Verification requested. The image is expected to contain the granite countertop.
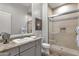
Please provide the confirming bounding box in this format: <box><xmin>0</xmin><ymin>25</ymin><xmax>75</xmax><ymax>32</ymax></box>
<box><xmin>0</xmin><ymin>37</ymin><xmax>42</xmax><ymax>52</ymax></box>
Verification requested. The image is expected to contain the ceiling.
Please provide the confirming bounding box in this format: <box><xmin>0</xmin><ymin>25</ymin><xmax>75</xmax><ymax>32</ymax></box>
<box><xmin>19</xmin><ymin>3</ymin><xmax>67</xmax><ymax>15</ymax></box>
<box><xmin>20</xmin><ymin>3</ymin><xmax>32</xmax><ymax>7</ymax></box>
<box><xmin>19</xmin><ymin>3</ymin><xmax>32</xmax><ymax>15</ymax></box>
<box><xmin>48</xmin><ymin>3</ymin><xmax>67</xmax><ymax>9</ymax></box>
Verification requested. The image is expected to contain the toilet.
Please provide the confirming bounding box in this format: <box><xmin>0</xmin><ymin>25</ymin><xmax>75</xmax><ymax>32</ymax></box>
<box><xmin>42</xmin><ymin>43</ymin><xmax>50</xmax><ymax>55</ymax></box>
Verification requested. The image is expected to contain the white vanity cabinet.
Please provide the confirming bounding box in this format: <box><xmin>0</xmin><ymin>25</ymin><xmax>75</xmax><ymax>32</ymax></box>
<box><xmin>19</xmin><ymin>39</ymin><xmax>41</xmax><ymax>56</ymax></box>
<box><xmin>0</xmin><ymin>38</ymin><xmax>41</xmax><ymax>56</ymax></box>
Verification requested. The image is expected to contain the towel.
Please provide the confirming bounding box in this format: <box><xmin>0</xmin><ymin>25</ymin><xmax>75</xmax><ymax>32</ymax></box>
<box><xmin>77</xmin><ymin>35</ymin><xmax>79</xmax><ymax>47</ymax></box>
<box><xmin>76</xmin><ymin>26</ymin><xmax>79</xmax><ymax>47</ymax></box>
<box><xmin>76</xmin><ymin>26</ymin><xmax>79</xmax><ymax>34</ymax></box>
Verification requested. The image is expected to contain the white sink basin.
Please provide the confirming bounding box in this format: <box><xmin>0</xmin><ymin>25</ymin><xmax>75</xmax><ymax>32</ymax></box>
<box><xmin>30</xmin><ymin>36</ymin><xmax>36</xmax><ymax>39</ymax></box>
<box><xmin>12</xmin><ymin>37</ymin><xmax>34</xmax><ymax>44</ymax></box>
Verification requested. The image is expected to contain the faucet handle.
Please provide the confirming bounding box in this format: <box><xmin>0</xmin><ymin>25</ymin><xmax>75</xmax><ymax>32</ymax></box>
<box><xmin>1</xmin><ymin>32</ymin><xmax>10</xmax><ymax>40</ymax></box>
<box><xmin>0</xmin><ymin>32</ymin><xmax>10</xmax><ymax>44</ymax></box>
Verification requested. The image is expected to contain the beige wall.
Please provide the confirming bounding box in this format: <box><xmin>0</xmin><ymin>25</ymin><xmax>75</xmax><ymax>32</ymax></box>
<box><xmin>77</xmin><ymin>4</ymin><xmax>79</xmax><ymax>26</ymax></box>
<box><xmin>48</xmin><ymin>3</ymin><xmax>79</xmax><ymax>50</ymax></box>
<box><xmin>53</xmin><ymin>3</ymin><xmax>78</xmax><ymax>15</ymax></box>
<box><xmin>48</xmin><ymin>7</ymin><xmax>53</xmax><ymax>16</ymax></box>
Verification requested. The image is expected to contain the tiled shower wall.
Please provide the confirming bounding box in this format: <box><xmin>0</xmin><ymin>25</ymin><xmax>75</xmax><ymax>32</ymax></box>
<box><xmin>49</xmin><ymin>19</ymin><xmax>78</xmax><ymax>50</ymax></box>
<box><xmin>48</xmin><ymin>3</ymin><xmax>79</xmax><ymax>50</ymax></box>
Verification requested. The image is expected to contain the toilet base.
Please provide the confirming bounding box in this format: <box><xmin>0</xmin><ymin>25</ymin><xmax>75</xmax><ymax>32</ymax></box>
<box><xmin>42</xmin><ymin>43</ymin><xmax>50</xmax><ymax>56</ymax></box>
<box><xmin>41</xmin><ymin>52</ymin><xmax>49</xmax><ymax>56</ymax></box>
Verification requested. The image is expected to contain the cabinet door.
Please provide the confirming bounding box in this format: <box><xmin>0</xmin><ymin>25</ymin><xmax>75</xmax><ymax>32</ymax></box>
<box><xmin>35</xmin><ymin>39</ymin><xmax>41</xmax><ymax>56</ymax></box>
<box><xmin>0</xmin><ymin>47</ymin><xmax>19</xmax><ymax>56</ymax></box>
<box><xmin>9</xmin><ymin>47</ymin><xmax>19</xmax><ymax>56</ymax></box>
<box><xmin>20</xmin><ymin>42</ymin><xmax>35</xmax><ymax>53</ymax></box>
<box><xmin>0</xmin><ymin>51</ymin><xmax>10</xmax><ymax>56</ymax></box>
<box><xmin>20</xmin><ymin>47</ymin><xmax>35</xmax><ymax>56</ymax></box>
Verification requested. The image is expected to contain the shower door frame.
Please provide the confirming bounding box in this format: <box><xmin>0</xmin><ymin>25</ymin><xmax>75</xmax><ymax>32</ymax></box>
<box><xmin>48</xmin><ymin>9</ymin><xmax>79</xmax><ymax>44</ymax></box>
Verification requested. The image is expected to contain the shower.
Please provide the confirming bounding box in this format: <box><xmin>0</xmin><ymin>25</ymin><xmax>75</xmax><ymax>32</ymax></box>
<box><xmin>48</xmin><ymin>3</ymin><xmax>79</xmax><ymax>52</ymax></box>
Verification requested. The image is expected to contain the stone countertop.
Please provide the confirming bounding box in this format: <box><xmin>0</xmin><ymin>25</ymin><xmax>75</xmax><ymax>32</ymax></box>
<box><xmin>0</xmin><ymin>37</ymin><xmax>42</xmax><ymax>53</ymax></box>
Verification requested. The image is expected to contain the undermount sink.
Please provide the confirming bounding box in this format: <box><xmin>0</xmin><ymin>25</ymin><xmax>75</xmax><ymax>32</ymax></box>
<box><xmin>12</xmin><ymin>37</ymin><xmax>35</xmax><ymax>44</ymax></box>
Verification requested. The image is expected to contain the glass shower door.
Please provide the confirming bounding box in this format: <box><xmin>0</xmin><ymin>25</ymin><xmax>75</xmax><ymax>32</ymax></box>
<box><xmin>48</xmin><ymin>13</ymin><xmax>78</xmax><ymax>50</ymax></box>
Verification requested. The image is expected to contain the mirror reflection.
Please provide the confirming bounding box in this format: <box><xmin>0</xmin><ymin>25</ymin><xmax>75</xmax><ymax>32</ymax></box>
<box><xmin>0</xmin><ymin>3</ymin><xmax>32</xmax><ymax>35</ymax></box>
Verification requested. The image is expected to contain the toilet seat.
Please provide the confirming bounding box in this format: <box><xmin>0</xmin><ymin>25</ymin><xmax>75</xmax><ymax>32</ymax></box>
<box><xmin>42</xmin><ymin>43</ymin><xmax>50</xmax><ymax>48</ymax></box>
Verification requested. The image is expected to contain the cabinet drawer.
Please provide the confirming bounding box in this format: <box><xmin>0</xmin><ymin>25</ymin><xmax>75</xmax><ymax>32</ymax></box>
<box><xmin>20</xmin><ymin>41</ymin><xmax>35</xmax><ymax>52</ymax></box>
<box><xmin>20</xmin><ymin>47</ymin><xmax>35</xmax><ymax>56</ymax></box>
<box><xmin>9</xmin><ymin>47</ymin><xmax>19</xmax><ymax>56</ymax></box>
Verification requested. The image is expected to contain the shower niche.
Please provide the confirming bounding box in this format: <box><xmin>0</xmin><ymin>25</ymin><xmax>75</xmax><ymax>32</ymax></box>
<box><xmin>60</xmin><ymin>27</ymin><xmax>66</xmax><ymax>32</ymax></box>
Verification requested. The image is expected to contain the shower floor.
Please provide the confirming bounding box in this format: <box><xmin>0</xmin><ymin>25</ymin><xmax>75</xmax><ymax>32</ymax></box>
<box><xmin>49</xmin><ymin>44</ymin><xmax>79</xmax><ymax>56</ymax></box>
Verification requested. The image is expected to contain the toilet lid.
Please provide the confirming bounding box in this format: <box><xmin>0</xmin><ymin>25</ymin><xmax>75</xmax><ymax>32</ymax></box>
<box><xmin>42</xmin><ymin>43</ymin><xmax>50</xmax><ymax>48</ymax></box>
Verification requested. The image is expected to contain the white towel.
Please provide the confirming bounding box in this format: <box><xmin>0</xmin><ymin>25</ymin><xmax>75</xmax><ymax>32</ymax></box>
<box><xmin>76</xmin><ymin>26</ymin><xmax>79</xmax><ymax>34</ymax></box>
<box><xmin>77</xmin><ymin>35</ymin><xmax>79</xmax><ymax>47</ymax></box>
<box><xmin>76</xmin><ymin>26</ymin><xmax>79</xmax><ymax>47</ymax></box>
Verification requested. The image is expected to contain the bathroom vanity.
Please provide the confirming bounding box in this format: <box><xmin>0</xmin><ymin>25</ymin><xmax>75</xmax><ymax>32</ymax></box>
<box><xmin>0</xmin><ymin>3</ymin><xmax>41</xmax><ymax>56</ymax></box>
<box><xmin>0</xmin><ymin>34</ymin><xmax>42</xmax><ymax>56</ymax></box>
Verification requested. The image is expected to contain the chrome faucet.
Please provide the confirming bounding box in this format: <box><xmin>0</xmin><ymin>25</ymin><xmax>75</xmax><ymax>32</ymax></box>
<box><xmin>0</xmin><ymin>32</ymin><xmax>10</xmax><ymax>44</ymax></box>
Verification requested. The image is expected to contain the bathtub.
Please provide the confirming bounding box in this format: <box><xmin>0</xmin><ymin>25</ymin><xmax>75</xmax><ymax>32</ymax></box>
<box><xmin>49</xmin><ymin>45</ymin><xmax>79</xmax><ymax>56</ymax></box>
